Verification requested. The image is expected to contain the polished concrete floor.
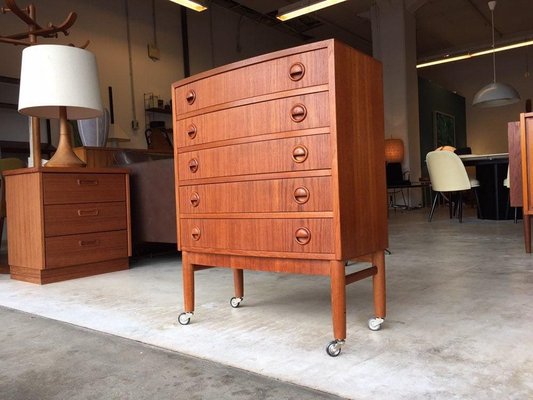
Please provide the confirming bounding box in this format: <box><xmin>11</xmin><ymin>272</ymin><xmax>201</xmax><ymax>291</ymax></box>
<box><xmin>0</xmin><ymin>207</ymin><xmax>532</xmax><ymax>399</ymax></box>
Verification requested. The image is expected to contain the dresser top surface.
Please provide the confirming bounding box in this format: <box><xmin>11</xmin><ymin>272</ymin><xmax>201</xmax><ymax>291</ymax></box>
<box><xmin>3</xmin><ymin>166</ymin><xmax>130</xmax><ymax>177</ymax></box>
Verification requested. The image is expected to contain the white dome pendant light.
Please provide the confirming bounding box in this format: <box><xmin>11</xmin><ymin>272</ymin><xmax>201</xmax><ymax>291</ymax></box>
<box><xmin>472</xmin><ymin>1</ymin><xmax>520</xmax><ymax>107</ymax></box>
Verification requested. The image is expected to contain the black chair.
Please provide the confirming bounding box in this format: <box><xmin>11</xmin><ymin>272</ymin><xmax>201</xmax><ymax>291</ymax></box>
<box><xmin>386</xmin><ymin>162</ymin><xmax>411</xmax><ymax>208</ymax></box>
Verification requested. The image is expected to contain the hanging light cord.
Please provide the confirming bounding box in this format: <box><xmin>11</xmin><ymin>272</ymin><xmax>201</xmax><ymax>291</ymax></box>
<box><xmin>491</xmin><ymin>7</ymin><xmax>496</xmax><ymax>83</ymax></box>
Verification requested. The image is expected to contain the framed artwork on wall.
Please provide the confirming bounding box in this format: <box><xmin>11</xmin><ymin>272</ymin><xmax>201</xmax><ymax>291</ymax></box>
<box><xmin>433</xmin><ymin>111</ymin><xmax>456</xmax><ymax>148</ymax></box>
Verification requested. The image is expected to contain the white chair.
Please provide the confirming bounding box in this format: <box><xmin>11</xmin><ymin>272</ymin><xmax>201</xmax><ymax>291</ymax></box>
<box><xmin>426</xmin><ymin>150</ymin><xmax>482</xmax><ymax>222</ymax></box>
<box><xmin>503</xmin><ymin>166</ymin><xmax>518</xmax><ymax>223</ymax></box>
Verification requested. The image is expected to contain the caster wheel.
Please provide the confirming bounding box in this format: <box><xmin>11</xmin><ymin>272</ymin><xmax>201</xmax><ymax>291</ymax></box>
<box><xmin>368</xmin><ymin>317</ymin><xmax>384</xmax><ymax>331</ymax></box>
<box><xmin>230</xmin><ymin>297</ymin><xmax>243</xmax><ymax>308</ymax></box>
<box><xmin>326</xmin><ymin>340</ymin><xmax>343</xmax><ymax>357</ymax></box>
<box><xmin>178</xmin><ymin>312</ymin><xmax>192</xmax><ymax>325</ymax></box>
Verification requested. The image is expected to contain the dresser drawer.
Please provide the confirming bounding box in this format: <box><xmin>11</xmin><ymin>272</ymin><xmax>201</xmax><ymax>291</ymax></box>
<box><xmin>43</xmin><ymin>173</ymin><xmax>126</xmax><ymax>205</ymax></box>
<box><xmin>44</xmin><ymin>202</ymin><xmax>127</xmax><ymax>237</ymax></box>
<box><xmin>178</xmin><ymin>134</ymin><xmax>331</xmax><ymax>181</ymax></box>
<box><xmin>175</xmin><ymin>92</ymin><xmax>329</xmax><ymax>147</ymax></box>
<box><xmin>180</xmin><ymin>218</ymin><xmax>333</xmax><ymax>254</ymax></box>
<box><xmin>45</xmin><ymin>230</ymin><xmax>128</xmax><ymax>269</ymax></box>
<box><xmin>179</xmin><ymin>176</ymin><xmax>332</xmax><ymax>214</ymax></box>
<box><xmin>175</xmin><ymin>48</ymin><xmax>328</xmax><ymax>115</ymax></box>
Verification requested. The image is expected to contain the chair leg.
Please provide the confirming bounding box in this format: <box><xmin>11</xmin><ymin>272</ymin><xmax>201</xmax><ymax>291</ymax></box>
<box><xmin>429</xmin><ymin>192</ymin><xmax>439</xmax><ymax>222</ymax></box>
<box><xmin>473</xmin><ymin>188</ymin><xmax>483</xmax><ymax>219</ymax></box>
<box><xmin>448</xmin><ymin>192</ymin><xmax>453</xmax><ymax>219</ymax></box>
<box><xmin>514</xmin><ymin>207</ymin><xmax>518</xmax><ymax>224</ymax></box>
<box><xmin>458</xmin><ymin>192</ymin><xmax>463</xmax><ymax>223</ymax></box>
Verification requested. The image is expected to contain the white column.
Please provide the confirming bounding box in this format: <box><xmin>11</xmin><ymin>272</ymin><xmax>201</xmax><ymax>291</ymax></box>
<box><xmin>371</xmin><ymin>0</ymin><xmax>422</xmax><ymax>205</ymax></box>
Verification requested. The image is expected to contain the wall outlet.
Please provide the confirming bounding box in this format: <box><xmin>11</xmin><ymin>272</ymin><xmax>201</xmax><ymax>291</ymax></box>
<box><xmin>148</xmin><ymin>44</ymin><xmax>160</xmax><ymax>61</ymax></box>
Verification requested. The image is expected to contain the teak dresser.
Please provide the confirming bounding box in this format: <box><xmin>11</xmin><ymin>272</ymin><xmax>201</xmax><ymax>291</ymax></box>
<box><xmin>172</xmin><ymin>39</ymin><xmax>387</xmax><ymax>356</ymax></box>
<box><xmin>4</xmin><ymin>167</ymin><xmax>131</xmax><ymax>284</ymax></box>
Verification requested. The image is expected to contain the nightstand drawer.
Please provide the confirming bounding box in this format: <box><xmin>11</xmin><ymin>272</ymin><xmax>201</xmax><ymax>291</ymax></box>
<box><xmin>180</xmin><ymin>218</ymin><xmax>333</xmax><ymax>254</ymax></box>
<box><xmin>179</xmin><ymin>176</ymin><xmax>332</xmax><ymax>214</ymax></box>
<box><xmin>174</xmin><ymin>48</ymin><xmax>328</xmax><ymax>114</ymax></box>
<box><xmin>44</xmin><ymin>202</ymin><xmax>127</xmax><ymax>237</ymax></box>
<box><xmin>45</xmin><ymin>230</ymin><xmax>128</xmax><ymax>269</ymax></box>
<box><xmin>43</xmin><ymin>173</ymin><xmax>126</xmax><ymax>204</ymax></box>
<box><xmin>175</xmin><ymin>91</ymin><xmax>329</xmax><ymax>147</ymax></box>
<box><xmin>178</xmin><ymin>134</ymin><xmax>331</xmax><ymax>181</ymax></box>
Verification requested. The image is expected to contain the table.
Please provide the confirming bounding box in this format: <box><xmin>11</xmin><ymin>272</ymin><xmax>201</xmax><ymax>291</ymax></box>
<box><xmin>459</xmin><ymin>153</ymin><xmax>509</xmax><ymax>220</ymax></box>
<box><xmin>388</xmin><ymin>181</ymin><xmax>432</xmax><ymax>210</ymax></box>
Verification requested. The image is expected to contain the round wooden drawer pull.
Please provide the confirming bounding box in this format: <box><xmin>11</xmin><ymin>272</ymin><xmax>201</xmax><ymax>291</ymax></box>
<box><xmin>187</xmin><ymin>124</ymin><xmax>197</xmax><ymax>139</ymax></box>
<box><xmin>188</xmin><ymin>158</ymin><xmax>199</xmax><ymax>173</ymax></box>
<box><xmin>191</xmin><ymin>227</ymin><xmax>201</xmax><ymax>241</ymax></box>
<box><xmin>190</xmin><ymin>192</ymin><xmax>200</xmax><ymax>207</ymax></box>
<box><xmin>186</xmin><ymin>89</ymin><xmax>196</xmax><ymax>105</ymax></box>
<box><xmin>292</xmin><ymin>145</ymin><xmax>308</xmax><ymax>163</ymax></box>
<box><xmin>293</xmin><ymin>187</ymin><xmax>310</xmax><ymax>204</ymax></box>
<box><xmin>294</xmin><ymin>227</ymin><xmax>311</xmax><ymax>245</ymax></box>
<box><xmin>289</xmin><ymin>62</ymin><xmax>305</xmax><ymax>81</ymax></box>
<box><xmin>290</xmin><ymin>103</ymin><xmax>307</xmax><ymax>122</ymax></box>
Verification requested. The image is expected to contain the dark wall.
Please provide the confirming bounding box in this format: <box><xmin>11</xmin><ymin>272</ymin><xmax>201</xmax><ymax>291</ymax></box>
<box><xmin>418</xmin><ymin>77</ymin><xmax>466</xmax><ymax>176</ymax></box>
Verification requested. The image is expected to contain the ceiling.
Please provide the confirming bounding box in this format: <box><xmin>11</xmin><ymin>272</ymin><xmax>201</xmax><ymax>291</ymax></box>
<box><xmin>210</xmin><ymin>0</ymin><xmax>533</xmax><ymax>62</ymax></box>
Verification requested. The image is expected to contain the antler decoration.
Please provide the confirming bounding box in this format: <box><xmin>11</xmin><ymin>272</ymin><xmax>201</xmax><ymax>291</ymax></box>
<box><xmin>0</xmin><ymin>0</ymin><xmax>89</xmax><ymax>167</ymax></box>
<box><xmin>0</xmin><ymin>0</ymin><xmax>87</xmax><ymax>47</ymax></box>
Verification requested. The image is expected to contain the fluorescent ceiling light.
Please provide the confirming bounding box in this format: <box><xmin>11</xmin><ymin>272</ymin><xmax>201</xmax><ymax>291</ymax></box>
<box><xmin>417</xmin><ymin>39</ymin><xmax>533</xmax><ymax>68</ymax></box>
<box><xmin>168</xmin><ymin>0</ymin><xmax>207</xmax><ymax>12</ymax></box>
<box><xmin>277</xmin><ymin>0</ymin><xmax>347</xmax><ymax>22</ymax></box>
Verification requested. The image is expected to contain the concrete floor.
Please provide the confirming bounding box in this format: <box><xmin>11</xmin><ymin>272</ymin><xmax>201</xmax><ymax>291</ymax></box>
<box><xmin>0</xmin><ymin>307</ymin><xmax>341</xmax><ymax>400</ymax></box>
<box><xmin>0</xmin><ymin>207</ymin><xmax>532</xmax><ymax>399</ymax></box>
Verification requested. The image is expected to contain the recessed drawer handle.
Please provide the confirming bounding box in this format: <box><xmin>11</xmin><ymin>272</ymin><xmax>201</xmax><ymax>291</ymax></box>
<box><xmin>190</xmin><ymin>192</ymin><xmax>200</xmax><ymax>207</ymax></box>
<box><xmin>79</xmin><ymin>239</ymin><xmax>99</xmax><ymax>247</ymax></box>
<box><xmin>293</xmin><ymin>187</ymin><xmax>310</xmax><ymax>204</ymax></box>
<box><xmin>292</xmin><ymin>145</ymin><xmax>308</xmax><ymax>163</ymax></box>
<box><xmin>187</xmin><ymin>124</ymin><xmax>197</xmax><ymax>139</ymax></box>
<box><xmin>186</xmin><ymin>89</ymin><xmax>196</xmax><ymax>105</ymax></box>
<box><xmin>77</xmin><ymin>208</ymin><xmax>99</xmax><ymax>217</ymax></box>
<box><xmin>77</xmin><ymin>179</ymin><xmax>99</xmax><ymax>186</ymax></box>
<box><xmin>290</xmin><ymin>104</ymin><xmax>307</xmax><ymax>123</ymax></box>
<box><xmin>294</xmin><ymin>227</ymin><xmax>311</xmax><ymax>245</ymax></box>
<box><xmin>188</xmin><ymin>158</ymin><xmax>199</xmax><ymax>173</ymax></box>
<box><xmin>289</xmin><ymin>62</ymin><xmax>305</xmax><ymax>81</ymax></box>
<box><xmin>191</xmin><ymin>227</ymin><xmax>201</xmax><ymax>241</ymax></box>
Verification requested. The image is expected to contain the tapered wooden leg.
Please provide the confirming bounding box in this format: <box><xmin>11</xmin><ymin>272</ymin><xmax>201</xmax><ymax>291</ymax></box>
<box><xmin>372</xmin><ymin>250</ymin><xmax>386</xmax><ymax>318</ymax></box>
<box><xmin>182</xmin><ymin>251</ymin><xmax>195</xmax><ymax>312</ymax></box>
<box><xmin>524</xmin><ymin>215</ymin><xmax>531</xmax><ymax>253</ymax></box>
<box><xmin>233</xmin><ymin>268</ymin><xmax>244</xmax><ymax>298</ymax></box>
<box><xmin>330</xmin><ymin>260</ymin><xmax>346</xmax><ymax>340</ymax></box>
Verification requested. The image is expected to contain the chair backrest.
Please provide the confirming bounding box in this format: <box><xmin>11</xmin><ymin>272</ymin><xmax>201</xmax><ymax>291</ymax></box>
<box><xmin>386</xmin><ymin>162</ymin><xmax>409</xmax><ymax>186</ymax></box>
<box><xmin>426</xmin><ymin>150</ymin><xmax>471</xmax><ymax>192</ymax></box>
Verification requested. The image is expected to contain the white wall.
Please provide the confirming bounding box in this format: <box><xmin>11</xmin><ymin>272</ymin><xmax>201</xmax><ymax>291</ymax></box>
<box><xmin>0</xmin><ymin>0</ymin><xmax>184</xmax><ymax>149</ymax></box>
<box><xmin>418</xmin><ymin>47</ymin><xmax>532</xmax><ymax>154</ymax></box>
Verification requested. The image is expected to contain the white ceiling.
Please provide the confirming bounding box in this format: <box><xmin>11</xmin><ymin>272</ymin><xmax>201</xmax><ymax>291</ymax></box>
<box><xmin>213</xmin><ymin>0</ymin><xmax>533</xmax><ymax>61</ymax></box>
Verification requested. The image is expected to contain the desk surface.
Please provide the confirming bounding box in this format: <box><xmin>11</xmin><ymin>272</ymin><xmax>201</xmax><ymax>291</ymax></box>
<box><xmin>459</xmin><ymin>153</ymin><xmax>509</xmax><ymax>162</ymax></box>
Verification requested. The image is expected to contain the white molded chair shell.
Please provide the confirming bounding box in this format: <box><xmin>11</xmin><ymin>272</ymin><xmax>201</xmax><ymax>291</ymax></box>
<box><xmin>426</xmin><ymin>151</ymin><xmax>472</xmax><ymax>192</ymax></box>
<box><xmin>503</xmin><ymin>166</ymin><xmax>510</xmax><ymax>188</ymax></box>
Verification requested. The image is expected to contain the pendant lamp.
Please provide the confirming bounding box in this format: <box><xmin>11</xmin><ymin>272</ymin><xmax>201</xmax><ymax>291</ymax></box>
<box><xmin>472</xmin><ymin>1</ymin><xmax>520</xmax><ymax>108</ymax></box>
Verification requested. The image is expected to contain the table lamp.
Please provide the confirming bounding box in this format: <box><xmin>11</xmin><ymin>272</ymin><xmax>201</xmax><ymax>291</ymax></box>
<box><xmin>18</xmin><ymin>44</ymin><xmax>103</xmax><ymax>167</ymax></box>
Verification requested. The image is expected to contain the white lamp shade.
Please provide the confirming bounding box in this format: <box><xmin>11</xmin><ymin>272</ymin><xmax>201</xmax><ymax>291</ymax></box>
<box><xmin>18</xmin><ymin>44</ymin><xmax>103</xmax><ymax>119</ymax></box>
<box><xmin>472</xmin><ymin>82</ymin><xmax>520</xmax><ymax>108</ymax></box>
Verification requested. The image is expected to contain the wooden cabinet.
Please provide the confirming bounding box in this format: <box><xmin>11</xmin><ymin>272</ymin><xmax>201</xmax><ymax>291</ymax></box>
<box><xmin>172</xmin><ymin>39</ymin><xmax>388</xmax><ymax>355</ymax></box>
<box><xmin>520</xmin><ymin>112</ymin><xmax>533</xmax><ymax>252</ymax></box>
<box><xmin>4</xmin><ymin>167</ymin><xmax>131</xmax><ymax>284</ymax></box>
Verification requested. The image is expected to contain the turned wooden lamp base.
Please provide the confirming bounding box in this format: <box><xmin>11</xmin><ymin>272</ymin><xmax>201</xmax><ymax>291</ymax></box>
<box><xmin>45</xmin><ymin>106</ymin><xmax>86</xmax><ymax>168</ymax></box>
